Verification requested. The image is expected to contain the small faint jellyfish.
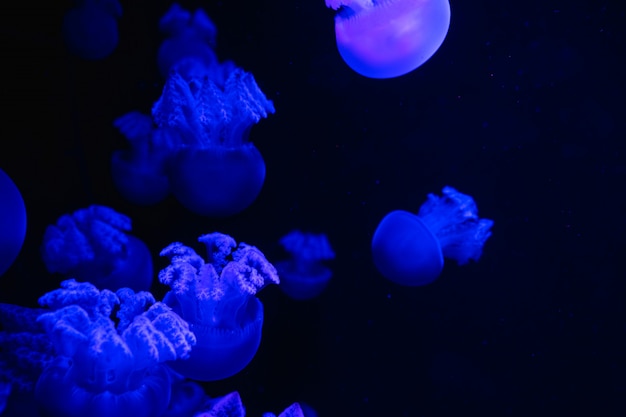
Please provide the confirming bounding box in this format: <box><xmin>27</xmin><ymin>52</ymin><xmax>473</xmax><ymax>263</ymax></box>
<box><xmin>371</xmin><ymin>186</ymin><xmax>493</xmax><ymax>286</ymax></box>
<box><xmin>275</xmin><ymin>231</ymin><xmax>335</xmax><ymax>300</ymax></box>
<box><xmin>0</xmin><ymin>169</ymin><xmax>26</xmax><ymax>276</ymax></box>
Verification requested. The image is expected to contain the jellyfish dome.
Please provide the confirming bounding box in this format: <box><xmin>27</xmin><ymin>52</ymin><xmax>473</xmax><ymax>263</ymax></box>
<box><xmin>41</xmin><ymin>205</ymin><xmax>153</xmax><ymax>292</ymax></box>
<box><xmin>371</xmin><ymin>186</ymin><xmax>493</xmax><ymax>286</ymax></box>
<box><xmin>152</xmin><ymin>65</ymin><xmax>274</xmax><ymax>216</ymax></box>
<box><xmin>275</xmin><ymin>230</ymin><xmax>335</xmax><ymax>300</ymax></box>
<box><xmin>0</xmin><ymin>169</ymin><xmax>26</xmax><ymax>277</ymax></box>
<box><xmin>325</xmin><ymin>0</ymin><xmax>451</xmax><ymax>78</ymax></box>
<box><xmin>62</xmin><ymin>0</ymin><xmax>122</xmax><ymax>60</ymax></box>
<box><xmin>159</xmin><ymin>232</ymin><xmax>279</xmax><ymax>381</ymax></box>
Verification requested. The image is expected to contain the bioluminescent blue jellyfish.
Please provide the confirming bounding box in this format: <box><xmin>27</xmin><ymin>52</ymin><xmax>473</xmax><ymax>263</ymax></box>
<box><xmin>34</xmin><ymin>279</ymin><xmax>195</xmax><ymax>417</ymax></box>
<box><xmin>325</xmin><ymin>0</ymin><xmax>451</xmax><ymax>78</ymax></box>
<box><xmin>111</xmin><ymin>112</ymin><xmax>173</xmax><ymax>205</ymax></box>
<box><xmin>0</xmin><ymin>169</ymin><xmax>26</xmax><ymax>276</ymax></box>
<box><xmin>41</xmin><ymin>205</ymin><xmax>153</xmax><ymax>292</ymax></box>
<box><xmin>159</xmin><ymin>232</ymin><xmax>279</xmax><ymax>381</ymax></box>
<box><xmin>275</xmin><ymin>230</ymin><xmax>335</xmax><ymax>300</ymax></box>
<box><xmin>152</xmin><ymin>65</ymin><xmax>275</xmax><ymax>216</ymax></box>
<box><xmin>192</xmin><ymin>391</ymin><xmax>305</xmax><ymax>417</ymax></box>
<box><xmin>157</xmin><ymin>3</ymin><xmax>218</xmax><ymax>79</ymax></box>
<box><xmin>372</xmin><ymin>186</ymin><xmax>493</xmax><ymax>286</ymax></box>
<box><xmin>62</xmin><ymin>0</ymin><xmax>122</xmax><ymax>60</ymax></box>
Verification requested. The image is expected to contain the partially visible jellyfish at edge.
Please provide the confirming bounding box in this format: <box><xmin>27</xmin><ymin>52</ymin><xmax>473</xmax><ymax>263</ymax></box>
<box><xmin>325</xmin><ymin>0</ymin><xmax>451</xmax><ymax>78</ymax></box>
<box><xmin>159</xmin><ymin>232</ymin><xmax>279</xmax><ymax>381</ymax></box>
<box><xmin>0</xmin><ymin>169</ymin><xmax>26</xmax><ymax>277</ymax></box>
<box><xmin>41</xmin><ymin>205</ymin><xmax>153</xmax><ymax>292</ymax></box>
<box><xmin>371</xmin><ymin>186</ymin><xmax>493</xmax><ymax>286</ymax></box>
<box><xmin>275</xmin><ymin>231</ymin><xmax>335</xmax><ymax>300</ymax></box>
<box><xmin>62</xmin><ymin>0</ymin><xmax>123</xmax><ymax>60</ymax></box>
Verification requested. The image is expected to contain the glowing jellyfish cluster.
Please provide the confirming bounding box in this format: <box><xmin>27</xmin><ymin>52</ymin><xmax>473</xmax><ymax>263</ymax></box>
<box><xmin>0</xmin><ymin>169</ymin><xmax>26</xmax><ymax>277</ymax></box>
<box><xmin>372</xmin><ymin>186</ymin><xmax>493</xmax><ymax>286</ymax></box>
<box><xmin>325</xmin><ymin>0</ymin><xmax>451</xmax><ymax>78</ymax></box>
<box><xmin>41</xmin><ymin>205</ymin><xmax>153</xmax><ymax>292</ymax></box>
<box><xmin>159</xmin><ymin>232</ymin><xmax>279</xmax><ymax>381</ymax></box>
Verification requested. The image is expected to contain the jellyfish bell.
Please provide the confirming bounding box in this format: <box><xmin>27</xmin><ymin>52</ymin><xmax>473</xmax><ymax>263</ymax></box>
<box><xmin>0</xmin><ymin>168</ymin><xmax>26</xmax><ymax>277</ymax></box>
<box><xmin>169</xmin><ymin>144</ymin><xmax>265</xmax><ymax>217</ymax></box>
<box><xmin>327</xmin><ymin>0</ymin><xmax>451</xmax><ymax>78</ymax></box>
<box><xmin>372</xmin><ymin>210</ymin><xmax>443</xmax><ymax>286</ymax></box>
<box><xmin>62</xmin><ymin>0</ymin><xmax>122</xmax><ymax>60</ymax></box>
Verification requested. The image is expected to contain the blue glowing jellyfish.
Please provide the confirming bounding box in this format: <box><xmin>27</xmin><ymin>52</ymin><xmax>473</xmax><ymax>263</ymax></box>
<box><xmin>157</xmin><ymin>3</ymin><xmax>218</xmax><ymax>79</ymax></box>
<box><xmin>111</xmin><ymin>112</ymin><xmax>173</xmax><ymax>205</ymax></box>
<box><xmin>62</xmin><ymin>0</ymin><xmax>122</xmax><ymax>60</ymax></box>
<box><xmin>0</xmin><ymin>169</ymin><xmax>26</xmax><ymax>276</ymax></box>
<box><xmin>372</xmin><ymin>186</ymin><xmax>493</xmax><ymax>286</ymax></box>
<box><xmin>152</xmin><ymin>65</ymin><xmax>275</xmax><ymax>216</ymax></box>
<box><xmin>33</xmin><ymin>280</ymin><xmax>195</xmax><ymax>417</ymax></box>
<box><xmin>275</xmin><ymin>231</ymin><xmax>335</xmax><ymax>300</ymax></box>
<box><xmin>159</xmin><ymin>232</ymin><xmax>279</xmax><ymax>381</ymax></box>
<box><xmin>41</xmin><ymin>205</ymin><xmax>153</xmax><ymax>292</ymax></box>
<box><xmin>325</xmin><ymin>0</ymin><xmax>451</xmax><ymax>78</ymax></box>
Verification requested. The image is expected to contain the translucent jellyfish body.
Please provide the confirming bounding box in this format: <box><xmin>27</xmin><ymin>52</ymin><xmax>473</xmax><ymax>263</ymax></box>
<box><xmin>111</xmin><ymin>112</ymin><xmax>172</xmax><ymax>205</ymax></box>
<box><xmin>34</xmin><ymin>280</ymin><xmax>195</xmax><ymax>417</ymax></box>
<box><xmin>41</xmin><ymin>205</ymin><xmax>153</xmax><ymax>291</ymax></box>
<box><xmin>275</xmin><ymin>231</ymin><xmax>335</xmax><ymax>300</ymax></box>
<box><xmin>152</xmin><ymin>66</ymin><xmax>274</xmax><ymax>216</ymax></box>
<box><xmin>157</xmin><ymin>3</ymin><xmax>218</xmax><ymax>79</ymax></box>
<box><xmin>325</xmin><ymin>0</ymin><xmax>451</xmax><ymax>78</ymax></box>
<box><xmin>0</xmin><ymin>169</ymin><xmax>26</xmax><ymax>276</ymax></box>
<box><xmin>159</xmin><ymin>232</ymin><xmax>279</xmax><ymax>381</ymax></box>
<box><xmin>62</xmin><ymin>0</ymin><xmax>122</xmax><ymax>60</ymax></box>
<box><xmin>371</xmin><ymin>186</ymin><xmax>493</xmax><ymax>286</ymax></box>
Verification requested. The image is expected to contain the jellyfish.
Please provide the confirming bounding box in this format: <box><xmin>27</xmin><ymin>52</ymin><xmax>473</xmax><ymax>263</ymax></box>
<box><xmin>41</xmin><ymin>205</ymin><xmax>153</xmax><ymax>292</ymax></box>
<box><xmin>111</xmin><ymin>112</ymin><xmax>173</xmax><ymax>205</ymax></box>
<box><xmin>159</xmin><ymin>232</ymin><xmax>279</xmax><ymax>381</ymax></box>
<box><xmin>152</xmin><ymin>64</ymin><xmax>275</xmax><ymax>216</ymax></box>
<box><xmin>62</xmin><ymin>0</ymin><xmax>122</xmax><ymax>60</ymax></box>
<box><xmin>0</xmin><ymin>169</ymin><xmax>26</xmax><ymax>277</ymax></box>
<box><xmin>33</xmin><ymin>279</ymin><xmax>195</xmax><ymax>417</ymax></box>
<box><xmin>275</xmin><ymin>231</ymin><xmax>335</xmax><ymax>300</ymax></box>
<box><xmin>157</xmin><ymin>3</ymin><xmax>218</xmax><ymax>79</ymax></box>
<box><xmin>371</xmin><ymin>186</ymin><xmax>493</xmax><ymax>286</ymax></box>
<box><xmin>325</xmin><ymin>0</ymin><xmax>451</xmax><ymax>78</ymax></box>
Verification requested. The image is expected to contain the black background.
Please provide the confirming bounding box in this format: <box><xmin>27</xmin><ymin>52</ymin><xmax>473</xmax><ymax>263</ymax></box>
<box><xmin>1</xmin><ymin>0</ymin><xmax>625</xmax><ymax>415</ymax></box>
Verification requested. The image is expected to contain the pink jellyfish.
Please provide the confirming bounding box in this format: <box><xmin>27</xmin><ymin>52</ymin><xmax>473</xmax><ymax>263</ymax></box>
<box><xmin>325</xmin><ymin>0</ymin><xmax>451</xmax><ymax>78</ymax></box>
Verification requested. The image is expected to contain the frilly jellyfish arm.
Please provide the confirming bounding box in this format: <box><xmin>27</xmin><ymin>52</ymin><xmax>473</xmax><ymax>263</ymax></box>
<box><xmin>417</xmin><ymin>186</ymin><xmax>494</xmax><ymax>264</ymax></box>
<box><xmin>276</xmin><ymin>231</ymin><xmax>335</xmax><ymax>300</ymax></box>
<box><xmin>372</xmin><ymin>186</ymin><xmax>493</xmax><ymax>286</ymax></box>
<box><xmin>0</xmin><ymin>168</ymin><xmax>26</xmax><ymax>276</ymax></box>
<box><xmin>41</xmin><ymin>205</ymin><xmax>153</xmax><ymax>291</ymax></box>
<box><xmin>263</xmin><ymin>402</ymin><xmax>306</xmax><ymax>417</ymax></box>
<box><xmin>159</xmin><ymin>233</ymin><xmax>278</xmax><ymax>380</ymax></box>
<box><xmin>325</xmin><ymin>0</ymin><xmax>451</xmax><ymax>78</ymax></box>
<box><xmin>33</xmin><ymin>281</ymin><xmax>191</xmax><ymax>417</ymax></box>
<box><xmin>62</xmin><ymin>0</ymin><xmax>122</xmax><ymax>60</ymax></box>
<box><xmin>195</xmin><ymin>391</ymin><xmax>246</xmax><ymax>417</ymax></box>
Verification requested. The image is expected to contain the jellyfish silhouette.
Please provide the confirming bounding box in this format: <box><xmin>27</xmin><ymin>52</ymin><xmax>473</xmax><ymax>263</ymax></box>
<box><xmin>111</xmin><ymin>112</ymin><xmax>173</xmax><ymax>205</ymax></box>
<box><xmin>62</xmin><ymin>0</ymin><xmax>122</xmax><ymax>60</ymax></box>
<box><xmin>159</xmin><ymin>232</ymin><xmax>279</xmax><ymax>381</ymax></box>
<box><xmin>0</xmin><ymin>169</ymin><xmax>26</xmax><ymax>276</ymax></box>
<box><xmin>275</xmin><ymin>231</ymin><xmax>335</xmax><ymax>300</ymax></box>
<box><xmin>152</xmin><ymin>64</ymin><xmax>275</xmax><ymax>216</ymax></box>
<box><xmin>372</xmin><ymin>186</ymin><xmax>493</xmax><ymax>286</ymax></box>
<box><xmin>41</xmin><ymin>205</ymin><xmax>153</xmax><ymax>292</ymax></box>
<box><xmin>157</xmin><ymin>3</ymin><xmax>218</xmax><ymax>79</ymax></box>
<box><xmin>325</xmin><ymin>0</ymin><xmax>451</xmax><ymax>78</ymax></box>
<box><xmin>33</xmin><ymin>280</ymin><xmax>195</xmax><ymax>417</ymax></box>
